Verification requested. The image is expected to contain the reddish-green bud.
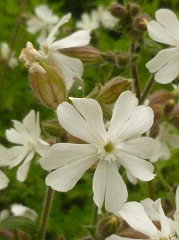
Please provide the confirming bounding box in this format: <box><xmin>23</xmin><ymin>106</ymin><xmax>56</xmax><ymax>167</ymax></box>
<box><xmin>133</xmin><ymin>14</ymin><xmax>151</xmax><ymax>31</ymax></box>
<box><xmin>163</xmin><ymin>99</ymin><xmax>175</xmax><ymax>117</ymax></box>
<box><xmin>60</xmin><ymin>46</ymin><xmax>101</xmax><ymax>64</ymax></box>
<box><xmin>149</xmin><ymin>90</ymin><xmax>174</xmax><ymax>106</ymax></box>
<box><xmin>127</xmin><ymin>3</ymin><xmax>141</xmax><ymax>16</ymax></box>
<box><xmin>96</xmin><ymin>214</ymin><xmax>120</xmax><ymax>239</ymax></box>
<box><xmin>97</xmin><ymin>77</ymin><xmax>134</xmax><ymax>104</ymax></box>
<box><xmin>108</xmin><ymin>4</ymin><xmax>128</xmax><ymax>18</ymax></box>
<box><xmin>29</xmin><ymin>60</ymin><xmax>66</xmax><ymax>109</ymax></box>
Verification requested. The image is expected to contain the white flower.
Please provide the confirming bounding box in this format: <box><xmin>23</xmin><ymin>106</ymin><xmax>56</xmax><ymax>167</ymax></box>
<box><xmin>11</xmin><ymin>203</ymin><xmax>38</xmax><ymax>221</ymax></box>
<box><xmin>0</xmin><ymin>42</ymin><xmax>18</xmax><ymax>68</ymax></box>
<box><xmin>150</xmin><ymin>122</ymin><xmax>179</xmax><ymax>162</ymax></box>
<box><xmin>26</xmin><ymin>4</ymin><xmax>59</xmax><ymax>35</ymax></box>
<box><xmin>146</xmin><ymin>9</ymin><xmax>179</xmax><ymax>84</ymax></box>
<box><xmin>5</xmin><ymin>110</ymin><xmax>50</xmax><ymax>182</ymax></box>
<box><xmin>0</xmin><ymin>145</ymin><xmax>10</xmax><ymax>190</ymax></box>
<box><xmin>107</xmin><ymin>199</ymin><xmax>176</xmax><ymax>240</ymax></box>
<box><xmin>76</xmin><ymin>11</ymin><xmax>100</xmax><ymax>33</ymax></box>
<box><xmin>40</xmin><ymin>91</ymin><xmax>158</xmax><ymax>214</ymax></box>
<box><xmin>39</xmin><ymin>14</ymin><xmax>91</xmax><ymax>90</ymax></box>
<box><xmin>97</xmin><ymin>6</ymin><xmax>118</xmax><ymax>29</ymax></box>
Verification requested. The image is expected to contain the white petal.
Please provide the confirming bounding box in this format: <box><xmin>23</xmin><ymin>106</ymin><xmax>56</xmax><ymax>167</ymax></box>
<box><xmin>146</xmin><ymin>47</ymin><xmax>179</xmax><ymax>73</ymax></box>
<box><xmin>40</xmin><ymin>143</ymin><xmax>97</xmax><ymax>170</ymax></box>
<box><xmin>160</xmin><ymin>142</ymin><xmax>171</xmax><ymax>160</ymax></box>
<box><xmin>7</xmin><ymin>147</ymin><xmax>29</xmax><ymax>168</ymax></box>
<box><xmin>119</xmin><ymin>202</ymin><xmax>159</xmax><ymax>238</ymax></box>
<box><xmin>117</xmin><ymin>106</ymin><xmax>154</xmax><ymax>140</ymax></box>
<box><xmin>12</xmin><ymin>120</ymin><xmax>31</xmax><ymax>139</ymax></box>
<box><xmin>51</xmin><ymin>30</ymin><xmax>90</xmax><ymax>50</ymax></box>
<box><xmin>119</xmin><ymin>153</ymin><xmax>155</xmax><ymax>181</ymax></box>
<box><xmin>106</xmin><ymin>236</ymin><xmax>142</xmax><ymax>240</ymax></box>
<box><xmin>57</xmin><ymin>101</ymin><xmax>104</xmax><ymax>145</ymax></box>
<box><xmin>140</xmin><ymin>198</ymin><xmax>159</xmax><ymax>220</ymax></box>
<box><xmin>70</xmin><ymin>98</ymin><xmax>108</xmax><ymax>143</ymax></box>
<box><xmin>155</xmin><ymin>56</ymin><xmax>179</xmax><ymax>84</ymax></box>
<box><xmin>5</xmin><ymin>129</ymin><xmax>25</xmax><ymax>145</ymax></box>
<box><xmin>119</xmin><ymin>137</ymin><xmax>159</xmax><ymax>159</ymax></box>
<box><xmin>46</xmin><ymin>14</ymin><xmax>71</xmax><ymax>45</ymax></box>
<box><xmin>35</xmin><ymin>139</ymin><xmax>50</xmax><ymax>156</ymax></box>
<box><xmin>93</xmin><ymin>160</ymin><xmax>107</xmax><ymax>214</ymax></box>
<box><xmin>17</xmin><ymin>151</ymin><xmax>34</xmax><ymax>181</ymax></box>
<box><xmin>147</xmin><ymin>20</ymin><xmax>179</xmax><ymax>46</ymax></box>
<box><xmin>109</xmin><ymin>91</ymin><xmax>138</xmax><ymax>138</ymax></box>
<box><xmin>23</xmin><ymin>110</ymin><xmax>41</xmax><ymax>139</ymax></box>
<box><xmin>126</xmin><ymin>170</ymin><xmax>137</xmax><ymax>185</ymax></box>
<box><xmin>0</xmin><ymin>170</ymin><xmax>9</xmax><ymax>189</ymax></box>
<box><xmin>105</xmin><ymin>162</ymin><xmax>127</xmax><ymax>213</ymax></box>
<box><xmin>155</xmin><ymin>9</ymin><xmax>179</xmax><ymax>40</ymax></box>
<box><xmin>45</xmin><ymin>154</ymin><xmax>97</xmax><ymax>191</ymax></box>
<box><xmin>157</xmin><ymin>199</ymin><xmax>171</xmax><ymax>236</ymax></box>
<box><xmin>176</xmin><ymin>186</ymin><xmax>179</xmax><ymax>210</ymax></box>
<box><xmin>0</xmin><ymin>146</ymin><xmax>10</xmax><ymax>166</ymax></box>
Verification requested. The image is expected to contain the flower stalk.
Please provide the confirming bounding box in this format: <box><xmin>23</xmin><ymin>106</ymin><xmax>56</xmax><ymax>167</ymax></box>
<box><xmin>38</xmin><ymin>185</ymin><xmax>54</xmax><ymax>240</ymax></box>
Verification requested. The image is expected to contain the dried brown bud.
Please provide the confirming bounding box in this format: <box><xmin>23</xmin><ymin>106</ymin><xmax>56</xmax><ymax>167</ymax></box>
<box><xmin>108</xmin><ymin>4</ymin><xmax>128</xmax><ymax>18</ymax></box>
<box><xmin>133</xmin><ymin>14</ymin><xmax>151</xmax><ymax>31</ymax></box>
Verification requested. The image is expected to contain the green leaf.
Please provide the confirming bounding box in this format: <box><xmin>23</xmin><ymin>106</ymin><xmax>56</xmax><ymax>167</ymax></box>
<box><xmin>0</xmin><ymin>216</ymin><xmax>38</xmax><ymax>239</ymax></box>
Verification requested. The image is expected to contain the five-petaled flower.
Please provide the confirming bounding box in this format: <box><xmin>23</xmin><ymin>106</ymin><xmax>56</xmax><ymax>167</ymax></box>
<box><xmin>40</xmin><ymin>91</ymin><xmax>158</xmax><ymax>214</ymax></box>
<box><xmin>146</xmin><ymin>9</ymin><xmax>179</xmax><ymax>84</ymax></box>
<box><xmin>5</xmin><ymin>110</ymin><xmax>50</xmax><ymax>182</ymax></box>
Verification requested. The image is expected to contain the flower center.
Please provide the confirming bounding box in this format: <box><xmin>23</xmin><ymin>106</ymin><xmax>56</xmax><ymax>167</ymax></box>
<box><xmin>104</xmin><ymin>141</ymin><xmax>113</xmax><ymax>153</ymax></box>
<box><xmin>98</xmin><ymin>140</ymin><xmax>117</xmax><ymax>162</ymax></box>
<box><xmin>25</xmin><ymin>140</ymin><xmax>36</xmax><ymax>151</ymax></box>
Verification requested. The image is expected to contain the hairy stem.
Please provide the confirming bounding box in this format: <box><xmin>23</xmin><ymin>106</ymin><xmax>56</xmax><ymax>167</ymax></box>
<box><xmin>38</xmin><ymin>186</ymin><xmax>54</xmax><ymax>240</ymax></box>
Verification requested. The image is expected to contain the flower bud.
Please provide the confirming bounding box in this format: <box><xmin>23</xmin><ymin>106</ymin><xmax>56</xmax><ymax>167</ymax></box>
<box><xmin>170</xmin><ymin>105</ymin><xmax>179</xmax><ymax>129</ymax></box>
<box><xmin>100</xmin><ymin>52</ymin><xmax>116</xmax><ymax>63</ymax></box>
<box><xmin>133</xmin><ymin>14</ymin><xmax>151</xmax><ymax>31</ymax></box>
<box><xmin>97</xmin><ymin>77</ymin><xmax>134</xmax><ymax>104</ymax></box>
<box><xmin>42</xmin><ymin>120</ymin><xmax>66</xmax><ymax>138</ymax></box>
<box><xmin>149</xmin><ymin>90</ymin><xmax>174</xmax><ymax>106</ymax></box>
<box><xmin>60</xmin><ymin>46</ymin><xmax>101</xmax><ymax>64</ymax></box>
<box><xmin>127</xmin><ymin>3</ymin><xmax>141</xmax><ymax>16</ymax></box>
<box><xmin>29</xmin><ymin>60</ymin><xmax>66</xmax><ymax>109</ymax></box>
<box><xmin>108</xmin><ymin>4</ymin><xmax>128</xmax><ymax>18</ymax></box>
<box><xmin>163</xmin><ymin>99</ymin><xmax>175</xmax><ymax>117</ymax></box>
<box><xmin>116</xmin><ymin>52</ymin><xmax>129</xmax><ymax>67</ymax></box>
<box><xmin>96</xmin><ymin>214</ymin><xmax>120</xmax><ymax>239</ymax></box>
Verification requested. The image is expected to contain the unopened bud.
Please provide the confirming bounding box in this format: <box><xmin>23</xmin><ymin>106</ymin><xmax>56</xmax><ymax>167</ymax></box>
<box><xmin>170</xmin><ymin>105</ymin><xmax>179</xmax><ymax>129</ymax></box>
<box><xmin>29</xmin><ymin>60</ymin><xmax>66</xmax><ymax>109</ymax></box>
<box><xmin>149</xmin><ymin>90</ymin><xmax>174</xmax><ymax>106</ymax></box>
<box><xmin>97</xmin><ymin>77</ymin><xmax>134</xmax><ymax>104</ymax></box>
<box><xmin>127</xmin><ymin>3</ymin><xmax>141</xmax><ymax>16</ymax></box>
<box><xmin>163</xmin><ymin>99</ymin><xmax>175</xmax><ymax>117</ymax></box>
<box><xmin>42</xmin><ymin>120</ymin><xmax>66</xmax><ymax>138</ymax></box>
<box><xmin>100</xmin><ymin>52</ymin><xmax>116</xmax><ymax>63</ymax></box>
<box><xmin>116</xmin><ymin>52</ymin><xmax>129</xmax><ymax>67</ymax></box>
<box><xmin>108</xmin><ymin>4</ymin><xmax>127</xmax><ymax>18</ymax></box>
<box><xmin>133</xmin><ymin>14</ymin><xmax>151</xmax><ymax>31</ymax></box>
<box><xmin>60</xmin><ymin>46</ymin><xmax>101</xmax><ymax>64</ymax></box>
<box><xmin>96</xmin><ymin>214</ymin><xmax>120</xmax><ymax>239</ymax></box>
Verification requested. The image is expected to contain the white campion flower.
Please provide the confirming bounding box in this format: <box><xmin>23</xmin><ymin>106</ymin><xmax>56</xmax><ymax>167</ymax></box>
<box><xmin>0</xmin><ymin>145</ymin><xmax>10</xmax><ymax>190</ymax></box>
<box><xmin>11</xmin><ymin>203</ymin><xmax>38</xmax><ymax>221</ymax></box>
<box><xmin>97</xmin><ymin>6</ymin><xmax>118</xmax><ymax>29</ymax></box>
<box><xmin>107</xmin><ymin>199</ymin><xmax>176</xmax><ymax>240</ymax></box>
<box><xmin>146</xmin><ymin>9</ymin><xmax>179</xmax><ymax>84</ymax></box>
<box><xmin>40</xmin><ymin>91</ymin><xmax>158</xmax><ymax>214</ymax></box>
<box><xmin>150</xmin><ymin>122</ymin><xmax>179</xmax><ymax>162</ymax></box>
<box><xmin>76</xmin><ymin>11</ymin><xmax>100</xmax><ymax>33</ymax></box>
<box><xmin>5</xmin><ymin>110</ymin><xmax>50</xmax><ymax>182</ymax></box>
<box><xmin>39</xmin><ymin>13</ymin><xmax>91</xmax><ymax>90</ymax></box>
<box><xmin>26</xmin><ymin>4</ymin><xmax>59</xmax><ymax>35</ymax></box>
<box><xmin>0</xmin><ymin>42</ymin><xmax>18</xmax><ymax>68</ymax></box>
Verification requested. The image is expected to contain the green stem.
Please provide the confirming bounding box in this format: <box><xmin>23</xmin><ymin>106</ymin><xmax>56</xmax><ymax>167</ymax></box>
<box><xmin>91</xmin><ymin>203</ymin><xmax>98</xmax><ymax>226</ymax></box>
<box><xmin>38</xmin><ymin>185</ymin><xmax>54</xmax><ymax>240</ymax></box>
<box><xmin>147</xmin><ymin>180</ymin><xmax>155</xmax><ymax>200</ymax></box>
<box><xmin>139</xmin><ymin>74</ymin><xmax>154</xmax><ymax>105</ymax></box>
<box><xmin>130</xmin><ymin>42</ymin><xmax>141</xmax><ymax>100</ymax></box>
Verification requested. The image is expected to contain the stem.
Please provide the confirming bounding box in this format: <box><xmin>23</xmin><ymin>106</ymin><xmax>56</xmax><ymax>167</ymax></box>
<box><xmin>130</xmin><ymin>42</ymin><xmax>141</xmax><ymax>100</ymax></box>
<box><xmin>0</xmin><ymin>0</ymin><xmax>27</xmax><ymax>95</ymax></box>
<box><xmin>147</xmin><ymin>180</ymin><xmax>155</xmax><ymax>200</ymax></box>
<box><xmin>91</xmin><ymin>203</ymin><xmax>98</xmax><ymax>226</ymax></box>
<box><xmin>38</xmin><ymin>185</ymin><xmax>54</xmax><ymax>240</ymax></box>
<box><xmin>139</xmin><ymin>74</ymin><xmax>154</xmax><ymax>105</ymax></box>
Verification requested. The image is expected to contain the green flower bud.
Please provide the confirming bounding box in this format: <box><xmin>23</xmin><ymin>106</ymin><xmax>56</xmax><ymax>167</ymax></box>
<box><xmin>127</xmin><ymin>3</ymin><xmax>141</xmax><ymax>16</ymax></box>
<box><xmin>60</xmin><ymin>46</ymin><xmax>101</xmax><ymax>64</ymax></box>
<box><xmin>133</xmin><ymin>14</ymin><xmax>151</xmax><ymax>31</ymax></box>
<box><xmin>108</xmin><ymin>4</ymin><xmax>128</xmax><ymax>18</ymax></box>
<box><xmin>96</xmin><ymin>214</ymin><xmax>120</xmax><ymax>239</ymax></box>
<box><xmin>29</xmin><ymin>60</ymin><xmax>67</xmax><ymax>109</ymax></box>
